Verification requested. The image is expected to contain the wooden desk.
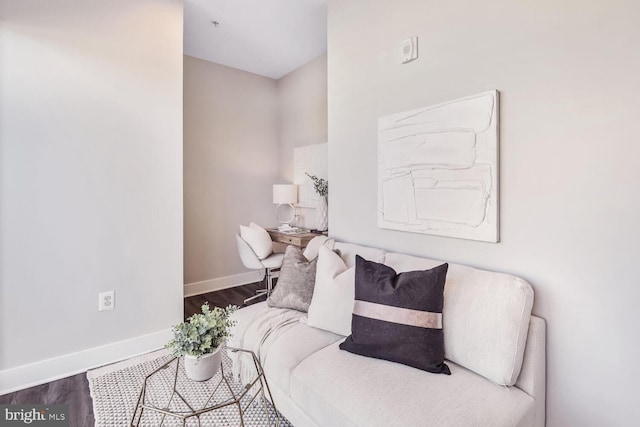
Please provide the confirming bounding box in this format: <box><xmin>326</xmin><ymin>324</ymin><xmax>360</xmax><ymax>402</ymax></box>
<box><xmin>267</xmin><ymin>229</ymin><xmax>321</xmax><ymax>248</ymax></box>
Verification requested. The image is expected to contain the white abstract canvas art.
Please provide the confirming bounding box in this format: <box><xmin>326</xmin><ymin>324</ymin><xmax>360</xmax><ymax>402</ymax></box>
<box><xmin>378</xmin><ymin>90</ymin><xmax>499</xmax><ymax>242</ymax></box>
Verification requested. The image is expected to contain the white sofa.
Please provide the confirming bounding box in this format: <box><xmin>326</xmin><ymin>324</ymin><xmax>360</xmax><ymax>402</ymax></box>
<box><xmin>229</xmin><ymin>239</ymin><xmax>546</xmax><ymax>427</ymax></box>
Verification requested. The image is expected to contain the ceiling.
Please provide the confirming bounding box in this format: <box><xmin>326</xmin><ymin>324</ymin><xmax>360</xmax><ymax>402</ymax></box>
<box><xmin>184</xmin><ymin>0</ymin><xmax>327</xmax><ymax>80</ymax></box>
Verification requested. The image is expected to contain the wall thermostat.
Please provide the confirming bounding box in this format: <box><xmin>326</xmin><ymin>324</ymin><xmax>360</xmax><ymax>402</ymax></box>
<box><xmin>402</xmin><ymin>37</ymin><xmax>418</xmax><ymax>64</ymax></box>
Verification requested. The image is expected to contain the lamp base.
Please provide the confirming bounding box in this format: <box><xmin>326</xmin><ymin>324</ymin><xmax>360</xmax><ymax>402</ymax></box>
<box><xmin>275</xmin><ymin>203</ymin><xmax>296</xmax><ymax>226</ymax></box>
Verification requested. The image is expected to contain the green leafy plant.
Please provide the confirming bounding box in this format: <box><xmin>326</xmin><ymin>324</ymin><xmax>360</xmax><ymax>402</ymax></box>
<box><xmin>305</xmin><ymin>172</ymin><xmax>328</xmax><ymax>196</ymax></box>
<box><xmin>166</xmin><ymin>303</ymin><xmax>238</xmax><ymax>358</ymax></box>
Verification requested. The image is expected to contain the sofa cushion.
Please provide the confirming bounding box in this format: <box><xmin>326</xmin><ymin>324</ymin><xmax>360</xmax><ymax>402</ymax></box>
<box><xmin>268</xmin><ymin>245</ymin><xmax>317</xmax><ymax>312</ymax></box>
<box><xmin>333</xmin><ymin>241</ymin><xmax>386</xmax><ymax>268</ymax></box>
<box><xmin>384</xmin><ymin>252</ymin><xmax>534</xmax><ymax>386</ymax></box>
<box><xmin>290</xmin><ymin>342</ymin><xmax>535</xmax><ymax>427</ymax></box>
<box><xmin>340</xmin><ymin>256</ymin><xmax>450</xmax><ymax>374</ymax></box>
<box><xmin>227</xmin><ymin>302</ymin><xmax>306</xmax><ymax>386</ymax></box>
<box><xmin>307</xmin><ymin>246</ymin><xmax>355</xmax><ymax>336</ymax></box>
<box><xmin>262</xmin><ymin>322</ymin><xmax>344</xmax><ymax>394</ymax></box>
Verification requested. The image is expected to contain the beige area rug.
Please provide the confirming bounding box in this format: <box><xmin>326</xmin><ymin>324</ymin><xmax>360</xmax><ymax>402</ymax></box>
<box><xmin>87</xmin><ymin>348</ymin><xmax>291</xmax><ymax>426</ymax></box>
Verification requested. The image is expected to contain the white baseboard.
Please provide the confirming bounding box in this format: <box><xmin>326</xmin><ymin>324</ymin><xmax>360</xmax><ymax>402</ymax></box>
<box><xmin>183</xmin><ymin>271</ymin><xmax>264</xmax><ymax>297</ymax></box>
<box><xmin>0</xmin><ymin>272</ymin><xmax>267</xmax><ymax>396</ymax></box>
<box><xmin>0</xmin><ymin>328</ymin><xmax>172</xmax><ymax>396</ymax></box>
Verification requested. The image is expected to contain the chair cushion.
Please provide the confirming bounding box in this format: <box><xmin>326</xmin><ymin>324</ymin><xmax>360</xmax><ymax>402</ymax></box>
<box><xmin>384</xmin><ymin>252</ymin><xmax>534</xmax><ymax>386</ymax></box>
<box><xmin>340</xmin><ymin>256</ymin><xmax>450</xmax><ymax>374</ymax></box>
<box><xmin>290</xmin><ymin>342</ymin><xmax>535</xmax><ymax>427</ymax></box>
<box><xmin>307</xmin><ymin>246</ymin><xmax>355</xmax><ymax>336</ymax></box>
<box><xmin>239</xmin><ymin>222</ymin><xmax>273</xmax><ymax>259</ymax></box>
<box><xmin>261</xmin><ymin>252</ymin><xmax>284</xmax><ymax>269</ymax></box>
<box><xmin>268</xmin><ymin>245</ymin><xmax>317</xmax><ymax>312</ymax></box>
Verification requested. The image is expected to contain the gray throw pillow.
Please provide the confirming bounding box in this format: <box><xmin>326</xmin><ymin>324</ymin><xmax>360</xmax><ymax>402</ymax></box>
<box><xmin>267</xmin><ymin>245</ymin><xmax>317</xmax><ymax>312</ymax></box>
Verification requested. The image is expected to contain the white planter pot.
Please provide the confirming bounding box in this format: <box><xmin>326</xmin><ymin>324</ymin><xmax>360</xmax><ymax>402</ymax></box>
<box><xmin>315</xmin><ymin>195</ymin><xmax>328</xmax><ymax>231</ymax></box>
<box><xmin>183</xmin><ymin>346</ymin><xmax>222</xmax><ymax>382</ymax></box>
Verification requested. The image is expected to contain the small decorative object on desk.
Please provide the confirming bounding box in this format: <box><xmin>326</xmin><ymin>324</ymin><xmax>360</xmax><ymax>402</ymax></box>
<box><xmin>306</xmin><ymin>172</ymin><xmax>328</xmax><ymax>232</ymax></box>
<box><xmin>166</xmin><ymin>303</ymin><xmax>237</xmax><ymax>381</ymax></box>
<box><xmin>278</xmin><ymin>227</ymin><xmax>308</xmax><ymax>234</ymax></box>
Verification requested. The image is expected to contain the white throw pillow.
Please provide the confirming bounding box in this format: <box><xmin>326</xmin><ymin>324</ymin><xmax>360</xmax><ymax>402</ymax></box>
<box><xmin>239</xmin><ymin>222</ymin><xmax>273</xmax><ymax>260</ymax></box>
<box><xmin>307</xmin><ymin>245</ymin><xmax>355</xmax><ymax>336</ymax></box>
<box><xmin>302</xmin><ymin>235</ymin><xmax>335</xmax><ymax>261</ymax></box>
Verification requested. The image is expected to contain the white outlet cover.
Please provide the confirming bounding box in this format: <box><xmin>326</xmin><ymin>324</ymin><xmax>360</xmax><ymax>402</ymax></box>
<box><xmin>402</xmin><ymin>37</ymin><xmax>418</xmax><ymax>64</ymax></box>
<box><xmin>99</xmin><ymin>291</ymin><xmax>115</xmax><ymax>311</ymax></box>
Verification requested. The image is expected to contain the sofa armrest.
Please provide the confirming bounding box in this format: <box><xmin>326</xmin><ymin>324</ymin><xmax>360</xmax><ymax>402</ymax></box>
<box><xmin>515</xmin><ymin>315</ymin><xmax>546</xmax><ymax>427</ymax></box>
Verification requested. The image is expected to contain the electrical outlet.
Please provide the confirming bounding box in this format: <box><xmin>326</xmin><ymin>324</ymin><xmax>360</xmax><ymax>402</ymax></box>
<box><xmin>401</xmin><ymin>37</ymin><xmax>418</xmax><ymax>64</ymax></box>
<box><xmin>98</xmin><ymin>291</ymin><xmax>115</xmax><ymax>311</ymax></box>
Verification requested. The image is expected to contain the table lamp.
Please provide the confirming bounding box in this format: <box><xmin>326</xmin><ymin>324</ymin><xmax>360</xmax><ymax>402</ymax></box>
<box><xmin>272</xmin><ymin>184</ymin><xmax>298</xmax><ymax>230</ymax></box>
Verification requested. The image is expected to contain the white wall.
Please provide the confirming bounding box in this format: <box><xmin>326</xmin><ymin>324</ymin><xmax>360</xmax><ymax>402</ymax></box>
<box><xmin>183</xmin><ymin>56</ymin><xmax>279</xmax><ymax>288</ymax></box>
<box><xmin>327</xmin><ymin>0</ymin><xmax>640</xmax><ymax>425</ymax></box>
<box><xmin>0</xmin><ymin>0</ymin><xmax>183</xmax><ymax>389</ymax></box>
<box><xmin>277</xmin><ymin>54</ymin><xmax>328</xmax><ymax>228</ymax></box>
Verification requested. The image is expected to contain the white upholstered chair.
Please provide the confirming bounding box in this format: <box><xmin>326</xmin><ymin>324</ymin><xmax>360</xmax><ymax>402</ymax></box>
<box><xmin>235</xmin><ymin>234</ymin><xmax>284</xmax><ymax>304</ymax></box>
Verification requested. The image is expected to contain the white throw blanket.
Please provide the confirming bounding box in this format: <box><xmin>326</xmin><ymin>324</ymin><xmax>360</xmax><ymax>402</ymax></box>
<box><xmin>228</xmin><ymin>303</ymin><xmax>304</xmax><ymax>385</ymax></box>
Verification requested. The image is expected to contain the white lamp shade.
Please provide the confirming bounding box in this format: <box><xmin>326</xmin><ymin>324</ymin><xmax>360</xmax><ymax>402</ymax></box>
<box><xmin>273</xmin><ymin>184</ymin><xmax>297</xmax><ymax>204</ymax></box>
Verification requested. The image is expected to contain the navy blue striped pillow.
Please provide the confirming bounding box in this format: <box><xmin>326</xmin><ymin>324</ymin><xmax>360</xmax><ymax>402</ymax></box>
<box><xmin>339</xmin><ymin>256</ymin><xmax>450</xmax><ymax>375</ymax></box>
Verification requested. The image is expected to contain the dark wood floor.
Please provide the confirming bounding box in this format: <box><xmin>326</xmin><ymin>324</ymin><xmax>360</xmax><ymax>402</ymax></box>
<box><xmin>0</xmin><ymin>283</ymin><xmax>264</xmax><ymax>427</ymax></box>
<box><xmin>0</xmin><ymin>374</ymin><xmax>94</xmax><ymax>427</ymax></box>
<box><xmin>184</xmin><ymin>282</ymin><xmax>264</xmax><ymax>319</ymax></box>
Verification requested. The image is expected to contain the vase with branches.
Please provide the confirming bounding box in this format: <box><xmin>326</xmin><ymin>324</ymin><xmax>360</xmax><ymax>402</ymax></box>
<box><xmin>305</xmin><ymin>173</ymin><xmax>328</xmax><ymax>196</ymax></box>
<box><xmin>305</xmin><ymin>173</ymin><xmax>328</xmax><ymax>231</ymax></box>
